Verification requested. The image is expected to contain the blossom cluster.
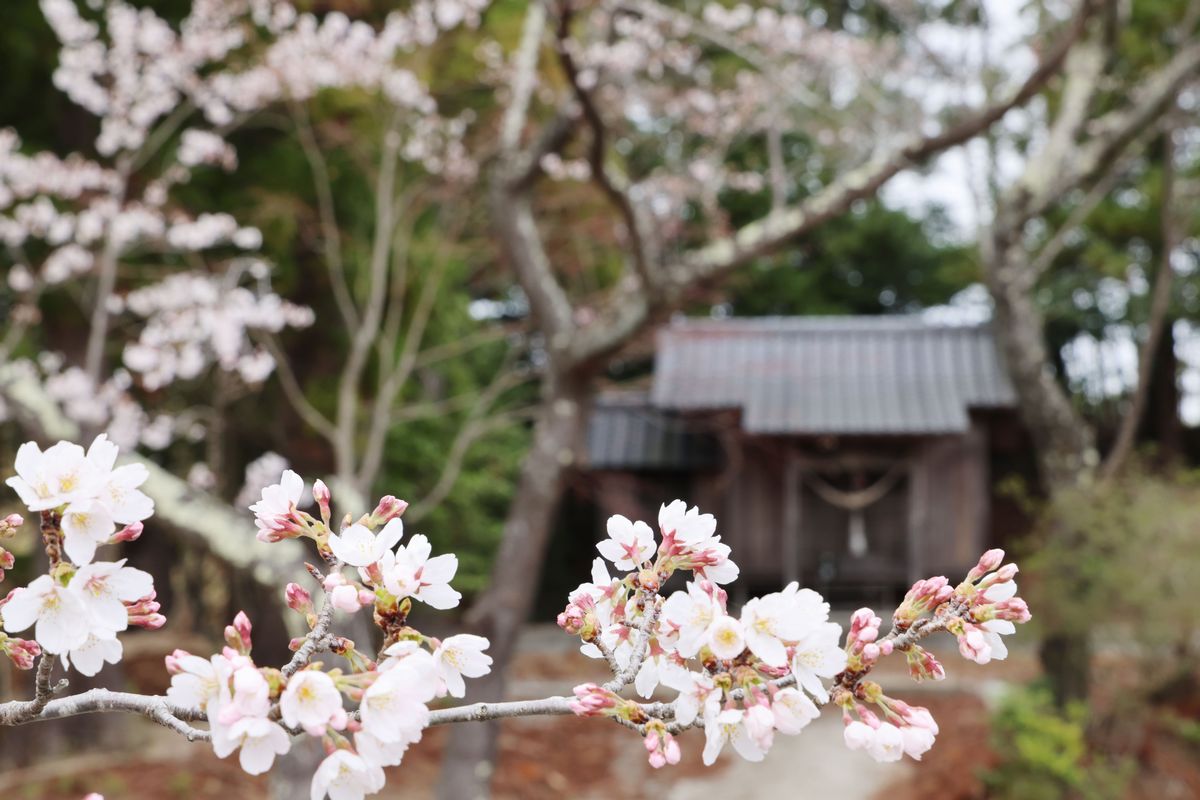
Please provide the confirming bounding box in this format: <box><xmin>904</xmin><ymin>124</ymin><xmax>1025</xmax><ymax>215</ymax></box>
<box><xmin>832</xmin><ymin>550</ymin><xmax>1030</xmax><ymax>761</ymax></box>
<box><xmin>162</xmin><ymin>471</ymin><xmax>490</xmax><ymax>798</ymax></box>
<box><xmin>559</xmin><ymin>503</ymin><xmax>1032</xmax><ymax>769</ymax></box>
<box><xmin>4</xmin><ymin>0</ymin><xmax>490</xmax><ymax>455</ymax></box>
<box><xmin>1</xmin><ymin>436</ymin><xmax>1031</xmax><ymax>797</ymax></box>
<box><xmin>0</xmin><ymin>435</ymin><xmax>161</xmax><ymax>675</ymax></box>
<box><xmin>116</xmin><ymin>270</ymin><xmax>315</xmax><ymax>390</ymax></box>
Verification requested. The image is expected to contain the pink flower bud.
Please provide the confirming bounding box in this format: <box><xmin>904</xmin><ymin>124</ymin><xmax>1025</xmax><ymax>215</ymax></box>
<box><xmin>995</xmin><ymin>597</ymin><xmax>1032</xmax><ymax>623</ymax></box>
<box><xmin>164</xmin><ymin>648</ymin><xmax>192</xmax><ymax>674</ymax></box>
<box><xmin>664</xmin><ymin>734</ymin><xmax>681</xmax><ymax>765</ymax></box>
<box><xmin>0</xmin><ymin>513</ymin><xmax>21</xmax><ymax>537</ymax></box>
<box><xmin>0</xmin><ymin>547</ymin><xmax>13</xmax><ymax>571</ymax></box>
<box><xmin>993</xmin><ymin>564</ymin><xmax>1018</xmax><ymax>582</ymax></box>
<box><xmin>956</xmin><ymin>624</ymin><xmax>992</xmax><ymax>664</ymax></box>
<box><xmin>330</xmin><ymin>584</ymin><xmax>363</xmax><ymax>613</ymax></box>
<box><xmin>905</xmin><ymin>646</ymin><xmax>945</xmax><ymax>682</ymax></box>
<box><xmin>861</xmin><ymin>643</ymin><xmax>880</xmax><ymax>663</ymax></box>
<box><xmin>110</xmin><ymin>521</ymin><xmax>143</xmax><ymax>543</ymax></box>
<box><xmin>286</xmin><ymin>583</ymin><xmax>313</xmax><ymax>614</ymax></box>
<box><xmin>288</xmin><ymin>637</ymin><xmax>306</xmax><ymax>652</ymax></box>
<box><xmin>557</xmin><ymin>603</ymin><xmax>587</xmax><ymax>635</ymax></box>
<box><xmin>224</xmin><ymin>611</ymin><xmax>253</xmax><ymax>654</ymax></box>
<box><xmin>878</xmin><ymin>640</ymin><xmax>894</xmax><ymax>657</ymax></box>
<box><xmin>3</xmin><ymin>636</ymin><xmax>41</xmax><ymax>670</ymax></box>
<box><xmin>569</xmin><ymin>683</ymin><xmax>617</xmax><ymax>717</ymax></box>
<box><xmin>124</xmin><ymin>592</ymin><xmax>160</xmax><ymax>619</ymax></box>
<box><xmin>968</xmin><ymin>548</ymin><xmax>1005</xmax><ymax>581</ymax></box>
<box><xmin>130</xmin><ymin>612</ymin><xmax>166</xmax><ymax>630</ymax></box>
<box><xmin>370</xmin><ymin>495</ymin><xmax>408</xmax><ymax>525</ymax></box>
<box><xmin>313</xmin><ymin>480</ymin><xmax>332</xmax><ymax>521</ymax></box>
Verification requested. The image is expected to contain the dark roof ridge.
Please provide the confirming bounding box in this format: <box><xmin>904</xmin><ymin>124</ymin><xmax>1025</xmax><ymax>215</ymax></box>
<box><xmin>665</xmin><ymin>314</ymin><xmax>992</xmax><ymax>334</ymax></box>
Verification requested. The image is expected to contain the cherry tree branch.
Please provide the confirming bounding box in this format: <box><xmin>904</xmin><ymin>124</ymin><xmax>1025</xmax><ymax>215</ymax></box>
<box><xmin>290</xmin><ymin>101</ymin><xmax>359</xmax><ymax>332</ymax></box>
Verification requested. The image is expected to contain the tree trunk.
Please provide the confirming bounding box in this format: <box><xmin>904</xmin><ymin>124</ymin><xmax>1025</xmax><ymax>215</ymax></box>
<box><xmin>435</xmin><ymin>370</ymin><xmax>590</xmax><ymax>800</ymax></box>
<box><xmin>1146</xmin><ymin>320</ymin><xmax>1182</xmax><ymax>466</ymax></box>
<box><xmin>985</xmin><ymin>240</ymin><xmax>1097</xmax><ymax>705</ymax></box>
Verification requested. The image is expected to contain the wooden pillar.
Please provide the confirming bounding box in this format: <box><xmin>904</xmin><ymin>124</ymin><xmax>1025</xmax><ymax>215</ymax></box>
<box><xmin>906</xmin><ymin>443</ymin><xmax>929</xmax><ymax>586</ymax></box>
<box><xmin>782</xmin><ymin>449</ymin><xmax>802</xmax><ymax>586</ymax></box>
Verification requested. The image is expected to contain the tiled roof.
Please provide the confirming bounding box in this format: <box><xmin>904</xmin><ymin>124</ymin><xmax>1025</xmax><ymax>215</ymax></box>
<box><xmin>649</xmin><ymin>316</ymin><xmax>1017</xmax><ymax>434</ymax></box>
<box><xmin>588</xmin><ymin>394</ymin><xmax>719</xmax><ymax>470</ymax></box>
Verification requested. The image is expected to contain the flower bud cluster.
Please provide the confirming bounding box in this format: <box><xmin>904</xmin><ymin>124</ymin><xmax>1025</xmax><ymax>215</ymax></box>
<box><xmin>893</xmin><ymin>575</ymin><xmax>953</xmax><ymax>627</ymax></box>
<box><xmin>844</xmin><ymin>608</ymin><xmax>893</xmax><ymax>669</ymax></box>
<box><xmin>947</xmin><ymin>549</ymin><xmax>1030</xmax><ymax>665</ymax></box>
<box><xmin>0</xmin><ymin>513</ymin><xmax>21</xmax><ymax>582</ymax></box>
<box><xmin>840</xmin><ymin>690</ymin><xmax>940</xmax><ymax>763</ymax></box>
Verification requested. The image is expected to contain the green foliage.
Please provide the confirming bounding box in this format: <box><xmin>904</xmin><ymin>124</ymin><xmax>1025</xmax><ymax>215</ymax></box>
<box><xmin>983</xmin><ymin>685</ymin><xmax>1132</xmax><ymax>800</ymax></box>
<box><xmin>726</xmin><ymin>201</ymin><xmax>973</xmax><ymax>316</ymax></box>
<box><xmin>1026</xmin><ymin>469</ymin><xmax>1200</xmax><ymax>685</ymax></box>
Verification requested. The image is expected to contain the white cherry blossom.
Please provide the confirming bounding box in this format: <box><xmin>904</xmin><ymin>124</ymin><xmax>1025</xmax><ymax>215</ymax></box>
<box><xmin>432</xmin><ymin>634</ymin><xmax>492</xmax><ymax>698</ymax></box>
<box><xmin>310</xmin><ymin>750</ymin><xmax>385</xmax><ymax>800</ymax></box>
<box><xmin>660</xmin><ymin>581</ymin><xmax>722</xmax><ymax>657</ymax></box>
<box><xmin>771</xmin><ymin>687</ymin><xmax>820</xmax><ymax>735</ymax></box>
<box><xmin>788</xmin><ymin>622</ymin><xmax>846</xmax><ymax>704</ymax></box>
<box><xmin>280</xmin><ymin>669</ymin><xmax>346</xmax><ymax>736</ymax></box>
<box><xmin>703</xmin><ymin>709</ymin><xmax>765</xmax><ymax>765</ymax></box>
<box><xmin>329</xmin><ymin>519</ymin><xmax>403</xmax><ymax>568</ymax></box>
<box><xmin>360</xmin><ymin>659</ymin><xmax>435</xmax><ymax>744</ymax></box>
<box><xmin>6</xmin><ymin>440</ymin><xmax>101</xmax><ymax>511</ymax></box>
<box><xmin>659</xmin><ymin>666</ymin><xmax>720</xmax><ymax>727</ymax></box>
<box><xmin>68</xmin><ymin>559</ymin><xmax>155</xmax><ymax>635</ymax></box>
<box><xmin>1</xmin><ymin>574</ymin><xmax>90</xmax><ymax>654</ymax></box>
<box><xmin>596</xmin><ymin>514</ymin><xmax>656</xmax><ymax>571</ymax></box>
<box><xmin>381</xmin><ymin>534</ymin><xmax>461</xmax><ymax>609</ymax></box>
<box><xmin>60</xmin><ymin>500</ymin><xmax>116</xmax><ymax>565</ymax></box>
<box><xmin>60</xmin><ymin>632</ymin><xmax>123</xmax><ymax>677</ymax></box>
<box><xmin>706</xmin><ymin>614</ymin><xmax>746</xmax><ymax>661</ymax></box>
<box><xmin>249</xmin><ymin>469</ymin><xmax>304</xmax><ymax>539</ymax></box>
<box><xmin>213</xmin><ymin>715</ymin><xmax>291</xmax><ymax>775</ymax></box>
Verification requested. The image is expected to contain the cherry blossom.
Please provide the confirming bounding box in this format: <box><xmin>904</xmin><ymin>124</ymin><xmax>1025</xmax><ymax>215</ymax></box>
<box><xmin>359</xmin><ymin>659</ymin><xmax>436</xmax><ymax>745</ymax></box>
<box><xmin>5</xmin><ymin>440</ymin><xmax>101</xmax><ymax>512</ymax></box>
<box><xmin>1</xmin><ymin>574</ymin><xmax>91</xmax><ymax>654</ymax></box>
<box><xmin>328</xmin><ymin>519</ymin><xmax>404</xmax><ymax>568</ymax></box>
<box><xmin>68</xmin><ymin>559</ymin><xmax>155</xmax><ymax>634</ymax></box>
<box><xmin>280</xmin><ymin>669</ymin><xmax>346</xmax><ymax>736</ymax></box>
<box><xmin>659</xmin><ymin>666</ymin><xmax>720</xmax><ymax>727</ymax></box>
<box><xmin>789</xmin><ymin>622</ymin><xmax>846</xmax><ymax>704</ymax></box>
<box><xmin>706</xmin><ymin>614</ymin><xmax>747</xmax><ymax>661</ymax></box>
<box><xmin>310</xmin><ymin>750</ymin><xmax>385</xmax><ymax>800</ymax></box>
<box><xmin>212</xmin><ymin>715</ymin><xmax>291</xmax><ymax>775</ymax></box>
<box><xmin>380</xmin><ymin>533</ymin><xmax>461</xmax><ymax>609</ymax></box>
<box><xmin>249</xmin><ymin>469</ymin><xmax>305</xmax><ymax>541</ymax></box>
<box><xmin>60</xmin><ymin>501</ymin><xmax>117</xmax><ymax>566</ymax></box>
<box><xmin>596</xmin><ymin>514</ymin><xmax>656</xmax><ymax>571</ymax></box>
<box><xmin>703</xmin><ymin>709</ymin><xmax>764</xmax><ymax>766</ymax></box>
<box><xmin>771</xmin><ymin>687</ymin><xmax>820</xmax><ymax>735</ymax></box>
<box><xmin>432</xmin><ymin>634</ymin><xmax>493</xmax><ymax>698</ymax></box>
<box><xmin>660</xmin><ymin>580</ymin><xmax>724</xmax><ymax>657</ymax></box>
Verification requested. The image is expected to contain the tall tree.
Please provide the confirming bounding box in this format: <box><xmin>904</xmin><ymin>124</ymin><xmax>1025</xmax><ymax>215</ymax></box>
<box><xmin>441</xmin><ymin>2</ymin><xmax>1096</xmax><ymax>796</ymax></box>
<box><xmin>977</xmin><ymin>0</ymin><xmax>1200</xmax><ymax>703</ymax></box>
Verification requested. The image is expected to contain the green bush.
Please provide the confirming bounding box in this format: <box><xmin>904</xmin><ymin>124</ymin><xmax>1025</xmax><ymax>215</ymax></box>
<box><xmin>982</xmin><ymin>685</ymin><xmax>1132</xmax><ymax>800</ymax></box>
